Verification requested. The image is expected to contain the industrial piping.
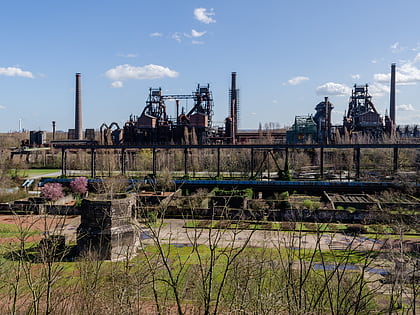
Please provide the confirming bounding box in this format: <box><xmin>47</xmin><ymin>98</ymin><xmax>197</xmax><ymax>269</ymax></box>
<box><xmin>75</xmin><ymin>73</ymin><xmax>83</xmax><ymax>140</ymax></box>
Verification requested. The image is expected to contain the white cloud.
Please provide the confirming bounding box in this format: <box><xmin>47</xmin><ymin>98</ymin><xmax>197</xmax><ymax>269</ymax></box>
<box><xmin>374</xmin><ymin>62</ymin><xmax>420</xmax><ymax>84</ymax></box>
<box><xmin>118</xmin><ymin>53</ymin><xmax>138</xmax><ymax>58</ymax></box>
<box><xmin>192</xmin><ymin>40</ymin><xmax>204</xmax><ymax>45</ymax></box>
<box><xmin>105</xmin><ymin>64</ymin><xmax>179</xmax><ymax>81</ymax></box>
<box><xmin>0</xmin><ymin>105</ymin><xmax>6</xmax><ymax>110</ymax></box>
<box><xmin>150</xmin><ymin>32</ymin><xmax>163</xmax><ymax>37</ymax></box>
<box><xmin>397</xmin><ymin>104</ymin><xmax>416</xmax><ymax>111</ymax></box>
<box><xmin>369</xmin><ymin>82</ymin><xmax>390</xmax><ymax>97</ymax></box>
<box><xmin>111</xmin><ymin>81</ymin><xmax>123</xmax><ymax>88</ymax></box>
<box><xmin>390</xmin><ymin>42</ymin><xmax>399</xmax><ymax>50</ymax></box>
<box><xmin>413</xmin><ymin>52</ymin><xmax>420</xmax><ymax>63</ymax></box>
<box><xmin>172</xmin><ymin>32</ymin><xmax>182</xmax><ymax>42</ymax></box>
<box><xmin>351</xmin><ymin>74</ymin><xmax>360</xmax><ymax>80</ymax></box>
<box><xmin>286</xmin><ymin>76</ymin><xmax>309</xmax><ymax>86</ymax></box>
<box><xmin>191</xmin><ymin>29</ymin><xmax>206</xmax><ymax>37</ymax></box>
<box><xmin>390</xmin><ymin>41</ymin><xmax>407</xmax><ymax>53</ymax></box>
<box><xmin>316</xmin><ymin>82</ymin><xmax>351</xmax><ymax>96</ymax></box>
<box><xmin>0</xmin><ymin>67</ymin><xmax>34</xmax><ymax>78</ymax></box>
<box><xmin>194</xmin><ymin>8</ymin><xmax>216</xmax><ymax>24</ymax></box>
<box><xmin>371</xmin><ymin>59</ymin><xmax>378</xmax><ymax>64</ymax></box>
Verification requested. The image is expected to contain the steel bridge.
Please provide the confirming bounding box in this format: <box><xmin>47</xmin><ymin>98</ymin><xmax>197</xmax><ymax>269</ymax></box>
<box><xmin>52</xmin><ymin>143</ymin><xmax>420</xmax><ymax>182</ymax></box>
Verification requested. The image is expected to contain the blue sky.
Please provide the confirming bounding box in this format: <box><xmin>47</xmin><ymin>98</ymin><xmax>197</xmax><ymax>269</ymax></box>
<box><xmin>1</xmin><ymin>0</ymin><xmax>420</xmax><ymax>133</ymax></box>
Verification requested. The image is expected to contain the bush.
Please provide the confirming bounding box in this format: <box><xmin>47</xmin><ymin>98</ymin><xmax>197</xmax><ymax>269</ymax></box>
<box><xmin>147</xmin><ymin>211</ymin><xmax>158</xmax><ymax>223</ymax></box>
<box><xmin>70</xmin><ymin>177</ymin><xmax>88</xmax><ymax>195</ymax></box>
<box><xmin>41</xmin><ymin>183</ymin><xmax>64</xmax><ymax>201</ymax></box>
<box><xmin>302</xmin><ymin>199</ymin><xmax>313</xmax><ymax>209</ymax></box>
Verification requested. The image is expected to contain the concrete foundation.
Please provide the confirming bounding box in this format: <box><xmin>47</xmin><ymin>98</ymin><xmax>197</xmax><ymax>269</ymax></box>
<box><xmin>77</xmin><ymin>194</ymin><xmax>138</xmax><ymax>260</ymax></box>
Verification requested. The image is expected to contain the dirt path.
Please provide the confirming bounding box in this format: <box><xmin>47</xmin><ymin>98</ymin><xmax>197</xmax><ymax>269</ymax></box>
<box><xmin>0</xmin><ymin>215</ymin><xmax>80</xmax><ymax>244</ymax></box>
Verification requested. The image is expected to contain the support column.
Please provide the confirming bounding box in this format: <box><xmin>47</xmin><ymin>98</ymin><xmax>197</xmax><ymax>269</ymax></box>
<box><xmin>121</xmin><ymin>148</ymin><xmax>126</xmax><ymax>175</ymax></box>
<box><xmin>61</xmin><ymin>148</ymin><xmax>67</xmax><ymax>177</ymax></box>
<box><xmin>90</xmin><ymin>148</ymin><xmax>96</xmax><ymax>178</ymax></box>
<box><xmin>184</xmin><ymin>148</ymin><xmax>189</xmax><ymax>176</ymax></box>
<box><xmin>393</xmin><ymin>147</ymin><xmax>398</xmax><ymax>173</ymax></box>
<box><xmin>250</xmin><ymin>148</ymin><xmax>254</xmax><ymax>178</ymax></box>
<box><xmin>320</xmin><ymin>147</ymin><xmax>324</xmax><ymax>180</ymax></box>
<box><xmin>355</xmin><ymin>147</ymin><xmax>360</xmax><ymax>179</ymax></box>
<box><xmin>152</xmin><ymin>148</ymin><xmax>157</xmax><ymax>177</ymax></box>
<box><xmin>217</xmin><ymin>147</ymin><xmax>221</xmax><ymax>178</ymax></box>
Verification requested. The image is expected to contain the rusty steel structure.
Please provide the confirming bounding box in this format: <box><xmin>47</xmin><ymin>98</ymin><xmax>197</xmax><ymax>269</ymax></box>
<box><xmin>343</xmin><ymin>84</ymin><xmax>384</xmax><ymax>138</ymax></box>
<box><xmin>102</xmin><ymin>72</ymin><xmax>240</xmax><ymax>145</ymax></box>
<box><xmin>121</xmin><ymin>84</ymin><xmax>215</xmax><ymax>145</ymax></box>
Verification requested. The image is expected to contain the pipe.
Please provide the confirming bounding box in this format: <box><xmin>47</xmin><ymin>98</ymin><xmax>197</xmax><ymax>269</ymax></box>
<box><xmin>390</xmin><ymin>63</ymin><xmax>396</xmax><ymax>125</ymax></box>
<box><xmin>75</xmin><ymin>73</ymin><xmax>83</xmax><ymax>140</ymax></box>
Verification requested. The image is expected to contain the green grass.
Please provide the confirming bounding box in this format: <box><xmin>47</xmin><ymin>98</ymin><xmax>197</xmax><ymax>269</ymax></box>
<box><xmin>0</xmin><ymin>222</ymin><xmax>39</xmax><ymax>239</ymax></box>
<box><xmin>8</xmin><ymin>168</ymin><xmax>60</xmax><ymax>178</ymax></box>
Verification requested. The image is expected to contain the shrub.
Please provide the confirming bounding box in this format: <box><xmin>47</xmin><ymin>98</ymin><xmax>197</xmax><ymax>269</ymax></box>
<box><xmin>41</xmin><ymin>183</ymin><xmax>64</xmax><ymax>201</ymax></box>
<box><xmin>147</xmin><ymin>211</ymin><xmax>158</xmax><ymax>223</ymax></box>
<box><xmin>70</xmin><ymin>177</ymin><xmax>88</xmax><ymax>195</ymax></box>
<box><xmin>302</xmin><ymin>199</ymin><xmax>313</xmax><ymax>209</ymax></box>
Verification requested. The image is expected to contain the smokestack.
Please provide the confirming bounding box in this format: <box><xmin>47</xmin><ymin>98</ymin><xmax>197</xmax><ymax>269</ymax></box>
<box><xmin>390</xmin><ymin>63</ymin><xmax>396</xmax><ymax>125</ymax></box>
<box><xmin>230</xmin><ymin>72</ymin><xmax>238</xmax><ymax>143</ymax></box>
<box><xmin>324</xmin><ymin>97</ymin><xmax>329</xmax><ymax>144</ymax></box>
<box><xmin>52</xmin><ymin>121</ymin><xmax>56</xmax><ymax>140</ymax></box>
<box><xmin>176</xmin><ymin>100</ymin><xmax>180</xmax><ymax>124</ymax></box>
<box><xmin>75</xmin><ymin>73</ymin><xmax>83</xmax><ymax>140</ymax></box>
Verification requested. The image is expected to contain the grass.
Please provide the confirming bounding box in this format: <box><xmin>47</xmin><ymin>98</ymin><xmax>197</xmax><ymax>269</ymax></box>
<box><xmin>8</xmin><ymin>168</ymin><xmax>60</xmax><ymax>178</ymax></box>
<box><xmin>0</xmin><ymin>190</ymin><xmax>29</xmax><ymax>203</ymax></box>
<box><xmin>183</xmin><ymin>220</ymin><xmax>420</xmax><ymax>237</ymax></box>
<box><xmin>0</xmin><ymin>222</ymin><xmax>39</xmax><ymax>239</ymax></box>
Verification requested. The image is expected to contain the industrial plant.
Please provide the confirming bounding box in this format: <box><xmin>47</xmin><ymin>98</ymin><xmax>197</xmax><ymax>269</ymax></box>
<box><xmin>16</xmin><ymin>63</ymin><xmax>416</xmax><ymax>148</ymax></box>
<box><xmin>91</xmin><ymin>64</ymin><xmax>417</xmax><ymax>147</ymax></box>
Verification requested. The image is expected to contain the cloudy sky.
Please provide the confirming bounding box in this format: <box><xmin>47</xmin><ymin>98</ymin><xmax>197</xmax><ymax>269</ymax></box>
<box><xmin>1</xmin><ymin>0</ymin><xmax>420</xmax><ymax>132</ymax></box>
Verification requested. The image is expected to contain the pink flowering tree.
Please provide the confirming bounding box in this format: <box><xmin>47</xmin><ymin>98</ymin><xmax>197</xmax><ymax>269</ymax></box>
<box><xmin>70</xmin><ymin>177</ymin><xmax>88</xmax><ymax>196</ymax></box>
<box><xmin>41</xmin><ymin>183</ymin><xmax>64</xmax><ymax>201</ymax></box>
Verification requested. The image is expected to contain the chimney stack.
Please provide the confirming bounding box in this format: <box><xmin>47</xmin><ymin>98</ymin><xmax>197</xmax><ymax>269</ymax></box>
<box><xmin>75</xmin><ymin>73</ymin><xmax>83</xmax><ymax>140</ymax></box>
<box><xmin>52</xmin><ymin>121</ymin><xmax>56</xmax><ymax>140</ymax></box>
<box><xmin>390</xmin><ymin>63</ymin><xmax>396</xmax><ymax>125</ymax></box>
<box><xmin>230</xmin><ymin>72</ymin><xmax>238</xmax><ymax>143</ymax></box>
<box><xmin>324</xmin><ymin>97</ymin><xmax>330</xmax><ymax>144</ymax></box>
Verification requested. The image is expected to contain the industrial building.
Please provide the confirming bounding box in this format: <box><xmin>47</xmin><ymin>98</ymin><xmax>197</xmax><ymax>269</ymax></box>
<box><xmin>22</xmin><ymin>63</ymin><xmax>418</xmax><ymax>149</ymax></box>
